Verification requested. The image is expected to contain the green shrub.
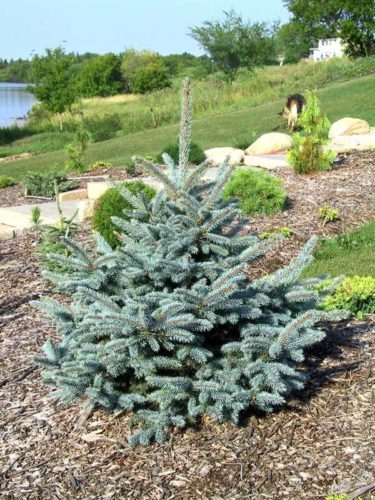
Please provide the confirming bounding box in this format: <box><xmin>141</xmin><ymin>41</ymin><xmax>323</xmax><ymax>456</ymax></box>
<box><xmin>22</xmin><ymin>171</ymin><xmax>77</xmax><ymax>198</ymax></box>
<box><xmin>31</xmin><ymin>206</ymin><xmax>42</xmax><ymax>225</ymax></box>
<box><xmin>156</xmin><ymin>141</ymin><xmax>205</xmax><ymax>165</ymax></box>
<box><xmin>260</xmin><ymin>226</ymin><xmax>293</xmax><ymax>239</ymax></box>
<box><xmin>319</xmin><ymin>206</ymin><xmax>340</xmax><ymax>224</ymax></box>
<box><xmin>124</xmin><ymin>161</ymin><xmax>136</xmax><ymax>176</ymax></box>
<box><xmin>65</xmin><ymin>127</ymin><xmax>91</xmax><ymax>173</ymax></box>
<box><xmin>92</xmin><ymin>181</ymin><xmax>156</xmax><ymax>248</ymax></box>
<box><xmin>223</xmin><ymin>168</ymin><xmax>287</xmax><ymax>216</ymax></box>
<box><xmin>82</xmin><ymin>113</ymin><xmax>123</xmax><ymax>142</ymax></box>
<box><xmin>89</xmin><ymin>161</ymin><xmax>113</xmax><ymax>170</ymax></box>
<box><xmin>0</xmin><ymin>175</ymin><xmax>16</xmax><ymax>189</ymax></box>
<box><xmin>322</xmin><ymin>276</ymin><xmax>375</xmax><ymax>319</ymax></box>
<box><xmin>287</xmin><ymin>92</ymin><xmax>336</xmax><ymax>174</ymax></box>
<box><xmin>133</xmin><ymin>62</ymin><xmax>171</xmax><ymax>94</ymax></box>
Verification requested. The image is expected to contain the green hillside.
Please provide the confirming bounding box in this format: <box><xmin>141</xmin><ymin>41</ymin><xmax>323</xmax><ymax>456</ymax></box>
<box><xmin>1</xmin><ymin>73</ymin><xmax>375</xmax><ymax>180</ymax></box>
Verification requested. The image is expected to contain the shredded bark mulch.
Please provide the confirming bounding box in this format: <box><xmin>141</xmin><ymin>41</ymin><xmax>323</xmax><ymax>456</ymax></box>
<box><xmin>1</xmin><ymin>151</ymin><xmax>375</xmax><ymax>499</ymax></box>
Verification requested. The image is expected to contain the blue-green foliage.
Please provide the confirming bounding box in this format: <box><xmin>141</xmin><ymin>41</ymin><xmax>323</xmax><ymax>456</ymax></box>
<box><xmin>34</xmin><ymin>79</ymin><xmax>345</xmax><ymax>446</ymax></box>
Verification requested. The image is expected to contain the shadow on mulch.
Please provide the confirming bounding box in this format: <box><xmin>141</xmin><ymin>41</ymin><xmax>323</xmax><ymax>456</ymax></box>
<box><xmin>298</xmin><ymin>319</ymin><xmax>368</xmax><ymax>394</ymax></box>
<box><xmin>0</xmin><ymin>293</ymin><xmax>41</xmax><ymax>316</ymax></box>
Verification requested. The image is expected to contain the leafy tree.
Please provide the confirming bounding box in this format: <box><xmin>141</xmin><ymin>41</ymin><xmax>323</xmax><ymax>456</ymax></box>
<box><xmin>162</xmin><ymin>53</ymin><xmax>213</xmax><ymax>79</ymax></box>
<box><xmin>284</xmin><ymin>0</ymin><xmax>375</xmax><ymax>58</ymax></box>
<box><xmin>133</xmin><ymin>61</ymin><xmax>171</xmax><ymax>94</ymax></box>
<box><xmin>34</xmin><ymin>79</ymin><xmax>345</xmax><ymax>446</ymax></box>
<box><xmin>274</xmin><ymin>22</ymin><xmax>313</xmax><ymax>63</ymax></box>
<box><xmin>189</xmin><ymin>10</ymin><xmax>278</xmax><ymax>80</ymax></box>
<box><xmin>121</xmin><ymin>49</ymin><xmax>162</xmax><ymax>92</ymax></box>
<box><xmin>76</xmin><ymin>53</ymin><xmax>125</xmax><ymax>97</ymax></box>
<box><xmin>30</xmin><ymin>47</ymin><xmax>77</xmax><ymax>131</ymax></box>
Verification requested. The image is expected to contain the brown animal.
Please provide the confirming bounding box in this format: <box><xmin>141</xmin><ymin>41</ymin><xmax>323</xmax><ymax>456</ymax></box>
<box><xmin>280</xmin><ymin>93</ymin><xmax>305</xmax><ymax>131</ymax></box>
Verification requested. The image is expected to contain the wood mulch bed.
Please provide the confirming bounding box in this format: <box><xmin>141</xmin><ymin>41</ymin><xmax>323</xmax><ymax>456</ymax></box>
<box><xmin>246</xmin><ymin>150</ymin><xmax>375</xmax><ymax>274</ymax></box>
<box><xmin>1</xmin><ymin>151</ymin><xmax>375</xmax><ymax>498</ymax></box>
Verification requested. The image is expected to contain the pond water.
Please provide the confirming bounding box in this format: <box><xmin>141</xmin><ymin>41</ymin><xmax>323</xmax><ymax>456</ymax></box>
<box><xmin>0</xmin><ymin>82</ymin><xmax>37</xmax><ymax>128</ymax></box>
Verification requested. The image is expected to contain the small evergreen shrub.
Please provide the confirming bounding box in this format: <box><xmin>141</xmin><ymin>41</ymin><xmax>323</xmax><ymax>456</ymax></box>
<box><xmin>287</xmin><ymin>92</ymin><xmax>335</xmax><ymax>174</ymax></box>
<box><xmin>156</xmin><ymin>141</ymin><xmax>205</xmax><ymax>165</ymax></box>
<box><xmin>223</xmin><ymin>169</ymin><xmax>287</xmax><ymax>216</ymax></box>
<box><xmin>89</xmin><ymin>161</ymin><xmax>113</xmax><ymax>170</ymax></box>
<box><xmin>125</xmin><ymin>161</ymin><xmax>136</xmax><ymax>176</ymax></box>
<box><xmin>0</xmin><ymin>175</ymin><xmax>16</xmax><ymax>189</ymax></box>
<box><xmin>34</xmin><ymin>79</ymin><xmax>346</xmax><ymax>447</ymax></box>
<box><xmin>92</xmin><ymin>181</ymin><xmax>156</xmax><ymax>248</ymax></box>
<box><xmin>65</xmin><ymin>127</ymin><xmax>91</xmax><ymax>173</ymax></box>
<box><xmin>260</xmin><ymin>227</ymin><xmax>293</xmax><ymax>239</ymax></box>
<box><xmin>319</xmin><ymin>206</ymin><xmax>340</xmax><ymax>225</ymax></box>
<box><xmin>322</xmin><ymin>276</ymin><xmax>375</xmax><ymax>319</ymax></box>
<box><xmin>31</xmin><ymin>206</ymin><xmax>42</xmax><ymax>225</ymax></box>
<box><xmin>22</xmin><ymin>171</ymin><xmax>77</xmax><ymax>198</ymax></box>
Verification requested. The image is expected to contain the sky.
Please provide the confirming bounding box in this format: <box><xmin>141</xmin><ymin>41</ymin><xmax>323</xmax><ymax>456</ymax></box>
<box><xmin>1</xmin><ymin>0</ymin><xmax>290</xmax><ymax>60</ymax></box>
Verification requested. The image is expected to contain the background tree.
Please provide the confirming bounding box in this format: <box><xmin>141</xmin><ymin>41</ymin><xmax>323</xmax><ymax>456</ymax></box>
<box><xmin>77</xmin><ymin>53</ymin><xmax>125</xmax><ymax>97</ymax></box>
<box><xmin>284</xmin><ymin>0</ymin><xmax>375</xmax><ymax>58</ymax></box>
<box><xmin>132</xmin><ymin>60</ymin><xmax>171</xmax><ymax>94</ymax></box>
<box><xmin>274</xmin><ymin>22</ymin><xmax>313</xmax><ymax>63</ymax></box>
<box><xmin>121</xmin><ymin>49</ymin><xmax>162</xmax><ymax>92</ymax></box>
<box><xmin>30</xmin><ymin>47</ymin><xmax>77</xmax><ymax>131</ymax></box>
<box><xmin>189</xmin><ymin>10</ymin><xmax>278</xmax><ymax>81</ymax></box>
<box><xmin>0</xmin><ymin>58</ymin><xmax>32</xmax><ymax>83</ymax></box>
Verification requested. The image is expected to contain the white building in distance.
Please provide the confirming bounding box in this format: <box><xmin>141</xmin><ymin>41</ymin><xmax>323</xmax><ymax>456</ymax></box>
<box><xmin>309</xmin><ymin>38</ymin><xmax>346</xmax><ymax>61</ymax></box>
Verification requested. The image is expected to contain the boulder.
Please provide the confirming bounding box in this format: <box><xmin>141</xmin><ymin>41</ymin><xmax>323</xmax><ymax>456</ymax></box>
<box><xmin>245</xmin><ymin>133</ymin><xmax>292</xmax><ymax>155</ymax></box>
<box><xmin>204</xmin><ymin>147</ymin><xmax>244</xmax><ymax>167</ymax></box>
<box><xmin>329</xmin><ymin>118</ymin><xmax>370</xmax><ymax>139</ymax></box>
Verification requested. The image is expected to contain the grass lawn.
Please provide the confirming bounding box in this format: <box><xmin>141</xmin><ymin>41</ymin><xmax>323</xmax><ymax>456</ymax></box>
<box><xmin>303</xmin><ymin>219</ymin><xmax>375</xmax><ymax>278</ymax></box>
<box><xmin>1</xmin><ymin>73</ymin><xmax>375</xmax><ymax>180</ymax></box>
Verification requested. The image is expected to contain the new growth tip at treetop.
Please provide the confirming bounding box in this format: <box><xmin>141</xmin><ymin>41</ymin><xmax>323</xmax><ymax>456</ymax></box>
<box><xmin>34</xmin><ymin>78</ymin><xmax>346</xmax><ymax>446</ymax></box>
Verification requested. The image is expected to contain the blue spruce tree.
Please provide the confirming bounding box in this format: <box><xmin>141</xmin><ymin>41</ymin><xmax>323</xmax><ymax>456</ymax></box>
<box><xmin>34</xmin><ymin>79</ymin><xmax>345</xmax><ymax>446</ymax></box>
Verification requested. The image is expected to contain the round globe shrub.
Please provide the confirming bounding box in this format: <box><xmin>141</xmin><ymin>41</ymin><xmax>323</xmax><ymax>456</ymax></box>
<box><xmin>92</xmin><ymin>181</ymin><xmax>156</xmax><ymax>248</ymax></box>
<box><xmin>156</xmin><ymin>141</ymin><xmax>205</xmax><ymax>165</ymax></box>
<box><xmin>223</xmin><ymin>168</ymin><xmax>287</xmax><ymax>216</ymax></box>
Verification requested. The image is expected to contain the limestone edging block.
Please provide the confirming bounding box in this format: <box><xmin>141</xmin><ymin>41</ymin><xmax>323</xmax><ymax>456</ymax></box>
<box><xmin>243</xmin><ymin>155</ymin><xmax>289</xmax><ymax>169</ymax></box>
<box><xmin>58</xmin><ymin>188</ymin><xmax>88</xmax><ymax>202</ymax></box>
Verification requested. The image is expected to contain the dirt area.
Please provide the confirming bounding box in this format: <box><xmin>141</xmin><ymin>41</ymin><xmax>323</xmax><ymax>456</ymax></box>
<box><xmin>1</xmin><ymin>151</ymin><xmax>375</xmax><ymax>499</ymax></box>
